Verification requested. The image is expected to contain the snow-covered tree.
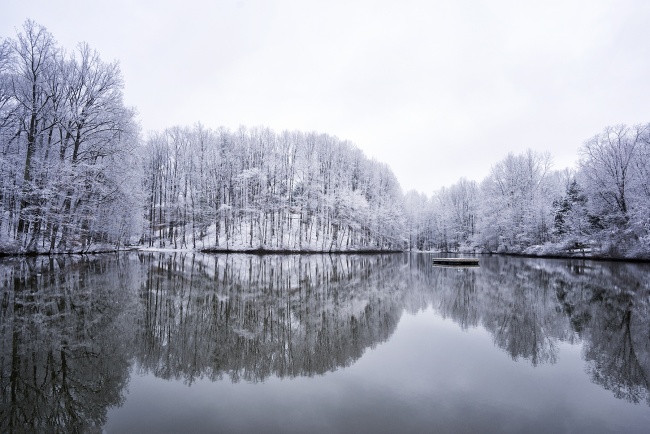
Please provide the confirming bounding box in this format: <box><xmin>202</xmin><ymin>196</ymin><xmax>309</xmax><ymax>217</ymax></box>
<box><xmin>577</xmin><ymin>123</ymin><xmax>650</xmax><ymax>256</ymax></box>
<box><xmin>0</xmin><ymin>21</ymin><xmax>141</xmax><ymax>253</ymax></box>
<box><xmin>476</xmin><ymin>150</ymin><xmax>557</xmax><ymax>252</ymax></box>
<box><xmin>140</xmin><ymin>126</ymin><xmax>406</xmax><ymax>251</ymax></box>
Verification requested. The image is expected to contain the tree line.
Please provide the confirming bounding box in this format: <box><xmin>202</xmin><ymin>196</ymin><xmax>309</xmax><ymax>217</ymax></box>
<box><xmin>1</xmin><ymin>21</ymin><xmax>649</xmax><ymax>258</ymax></box>
<box><xmin>0</xmin><ymin>21</ymin><xmax>403</xmax><ymax>253</ymax></box>
<box><xmin>142</xmin><ymin>125</ymin><xmax>404</xmax><ymax>250</ymax></box>
<box><xmin>405</xmin><ymin>124</ymin><xmax>650</xmax><ymax>259</ymax></box>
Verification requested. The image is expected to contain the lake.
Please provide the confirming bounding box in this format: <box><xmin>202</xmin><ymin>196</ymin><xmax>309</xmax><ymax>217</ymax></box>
<box><xmin>1</xmin><ymin>252</ymin><xmax>649</xmax><ymax>433</ymax></box>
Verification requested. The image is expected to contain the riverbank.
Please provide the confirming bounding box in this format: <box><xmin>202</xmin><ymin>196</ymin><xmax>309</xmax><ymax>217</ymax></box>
<box><xmin>2</xmin><ymin>244</ymin><xmax>649</xmax><ymax>263</ymax></box>
<box><xmin>424</xmin><ymin>244</ymin><xmax>650</xmax><ymax>263</ymax></box>
<box><xmin>0</xmin><ymin>245</ymin><xmax>404</xmax><ymax>258</ymax></box>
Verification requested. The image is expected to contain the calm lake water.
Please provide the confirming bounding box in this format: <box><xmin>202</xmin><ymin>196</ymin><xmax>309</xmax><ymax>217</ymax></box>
<box><xmin>1</xmin><ymin>252</ymin><xmax>649</xmax><ymax>433</ymax></box>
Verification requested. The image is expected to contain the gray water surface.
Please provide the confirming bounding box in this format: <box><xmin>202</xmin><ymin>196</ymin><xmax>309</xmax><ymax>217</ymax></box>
<box><xmin>1</xmin><ymin>253</ymin><xmax>649</xmax><ymax>433</ymax></box>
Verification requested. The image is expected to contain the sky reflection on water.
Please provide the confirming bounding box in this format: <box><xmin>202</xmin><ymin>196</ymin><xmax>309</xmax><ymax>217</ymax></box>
<box><xmin>105</xmin><ymin>308</ymin><xmax>650</xmax><ymax>434</ymax></box>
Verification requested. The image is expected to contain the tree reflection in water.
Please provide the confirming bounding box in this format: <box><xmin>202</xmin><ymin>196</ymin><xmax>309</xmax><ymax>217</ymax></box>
<box><xmin>554</xmin><ymin>261</ymin><xmax>650</xmax><ymax>405</ymax></box>
<box><xmin>135</xmin><ymin>253</ymin><xmax>405</xmax><ymax>383</ymax></box>
<box><xmin>0</xmin><ymin>255</ymin><xmax>138</xmax><ymax>433</ymax></box>
<box><xmin>428</xmin><ymin>255</ymin><xmax>650</xmax><ymax>405</ymax></box>
<box><xmin>134</xmin><ymin>252</ymin><xmax>650</xmax><ymax>405</ymax></box>
<box><xmin>427</xmin><ymin>256</ymin><xmax>577</xmax><ymax>366</ymax></box>
<box><xmin>1</xmin><ymin>252</ymin><xmax>649</xmax><ymax>432</ymax></box>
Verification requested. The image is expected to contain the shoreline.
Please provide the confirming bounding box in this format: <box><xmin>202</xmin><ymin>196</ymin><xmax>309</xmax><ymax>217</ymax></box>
<box><xmin>425</xmin><ymin>250</ymin><xmax>650</xmax><ymax>264</ymax></box>
<box><xmin>1</xmin><ymin>246</ymin><xmax>649</xmax><ymax>264</ymax></box>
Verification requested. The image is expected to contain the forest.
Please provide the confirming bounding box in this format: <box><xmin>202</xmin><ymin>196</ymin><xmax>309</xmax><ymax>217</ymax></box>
<box><xmin>1</xmin><ymin>21</ymin><xmax>649</xmax><ymax>258</ymax></box>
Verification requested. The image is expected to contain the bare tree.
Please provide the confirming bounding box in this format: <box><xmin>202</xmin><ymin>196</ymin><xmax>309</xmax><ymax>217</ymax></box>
<box><xmin>0</xmin><ymin>21</ymin><xmax>140</xmax><ymax>253</ymax></box>
<box><xmin>8</xmin><ymin>20</ymin><xmax>58</xmax><ymax>237</ymax></box>
<box><xmin>579</xmin><ymin>124</ymin><xmax>647</xmax><ymax>217</ymax></box>
<box><xmin>477</xmin><ymin>150</ymin><xmax>556</xmax><ymax>252</ymax></box>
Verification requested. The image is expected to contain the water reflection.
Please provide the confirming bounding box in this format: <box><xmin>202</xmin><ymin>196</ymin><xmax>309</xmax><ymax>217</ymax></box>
<box><xmin>428</xmin><ymin>255</ymin><xmax>650</xmax><ymax>405</ymax></box>
<box><xmin>0</xmin><ymin>255</ymin><xmax>139</xmax><ymax>433</ymax></box>
<box><xmin>554</xmin><ymin>261</ymin><xmax>650</xmax><ymax>405</ymax></box>
<box><xmin>429</xmin><ymin>256</ymin><xmax>578</xmax><ymax>366</ymax></box>
<box><xmin>0</xmin><ymin>253</ymin><xmax>649</xmax><ymax>432</ymax></box>
<box><xmin>135</xmin><ymin>254</ymin><xmax>403</xmax><ymax>383</ymax></box>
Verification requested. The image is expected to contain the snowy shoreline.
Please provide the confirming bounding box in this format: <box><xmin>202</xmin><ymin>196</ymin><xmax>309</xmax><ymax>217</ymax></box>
<box><xmin>2</xmin><ymin>245</ymin><xmax>649</xmax><ymax>263</ymax></box>
<box><xmin>0</xmin><ymin>246</ymin><xmax>404</xmax><ymax>258</ymax></box>
<box><xmin>484</xmin><ymin>251</ymin><xmax>650</xmax><ymax>264</ymax></box>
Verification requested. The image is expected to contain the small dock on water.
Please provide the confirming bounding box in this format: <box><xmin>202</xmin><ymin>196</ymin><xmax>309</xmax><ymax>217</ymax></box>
<box><xmin>432</xmin><ymin>258</ymin><xmax>480</xmax><ymax>266</ymax></box>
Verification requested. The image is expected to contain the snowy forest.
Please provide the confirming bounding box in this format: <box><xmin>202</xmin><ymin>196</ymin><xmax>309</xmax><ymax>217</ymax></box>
<box><xmin>1</xmin><ymin>21</ymin><xmax>649</xmax><ymax>258</ymax></box>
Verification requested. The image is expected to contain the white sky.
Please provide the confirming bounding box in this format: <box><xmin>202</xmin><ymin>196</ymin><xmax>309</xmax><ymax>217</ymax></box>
<box><xmin>3</xmin><ymin>0</ymin><xmax>650</xmax><ymax>194</ymax></box>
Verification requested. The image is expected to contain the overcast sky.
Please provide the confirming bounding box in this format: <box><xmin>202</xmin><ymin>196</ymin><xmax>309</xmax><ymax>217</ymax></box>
<box><xmin>3</xmin><ymin>0</ymin><xmax>650</xmax><ymax>193</ymax></box>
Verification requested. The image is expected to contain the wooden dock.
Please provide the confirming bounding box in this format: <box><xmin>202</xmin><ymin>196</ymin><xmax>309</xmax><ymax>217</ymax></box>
<box><xmin>432</xmin><ymin>258</ymin><xmax>479</xmax><ymax>266</ymax></box>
